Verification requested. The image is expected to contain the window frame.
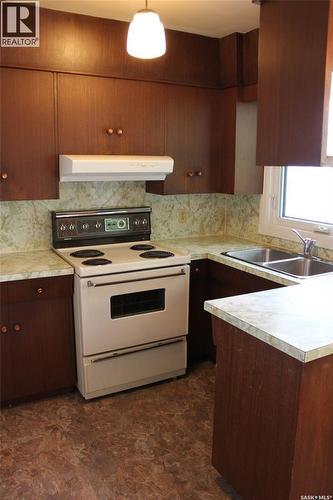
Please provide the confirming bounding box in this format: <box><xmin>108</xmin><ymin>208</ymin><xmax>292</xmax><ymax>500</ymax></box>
<box><xmin>259</xmin><ymin>167</ymin><xmax>333</xmax><ymax>250</ymax></box>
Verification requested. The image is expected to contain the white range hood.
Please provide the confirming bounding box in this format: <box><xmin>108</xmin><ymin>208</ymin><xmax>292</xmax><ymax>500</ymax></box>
<box><xmin>59</xmin><ymin>155</ymin><xmax>174</xmax><ymax>182</ymax></box>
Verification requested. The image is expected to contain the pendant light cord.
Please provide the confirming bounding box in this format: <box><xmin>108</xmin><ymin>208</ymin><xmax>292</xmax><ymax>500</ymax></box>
<box><xmin>145</xmin><ymin>0</ymin><xmax>148</xmax><ymax>8</ymax></box>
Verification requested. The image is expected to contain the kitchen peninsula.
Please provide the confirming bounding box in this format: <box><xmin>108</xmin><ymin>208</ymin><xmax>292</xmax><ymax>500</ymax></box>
<box><xmin>205</xmin><ymin>277</ymin><xmax>333</xmax><ymax>500</ymax></box>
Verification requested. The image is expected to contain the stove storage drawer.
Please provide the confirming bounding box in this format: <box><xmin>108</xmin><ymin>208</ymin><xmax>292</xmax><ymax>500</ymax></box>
<box><xmin>4</xmin><ymin>276</ymin><xmax>73</xmax><ymax>304</ymax></box>
<box><xmin>81</xmin><ymin>337</ymin><xmax>187</xmax><ymax>399</ymax></box>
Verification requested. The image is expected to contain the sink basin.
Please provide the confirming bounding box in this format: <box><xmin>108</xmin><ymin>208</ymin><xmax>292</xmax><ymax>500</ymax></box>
<box><xmin>222</xmin><ymin>247</ymin><xmax>333</xmax><ymax>279</ymax></box>
<box><xmin>263</xmin><ymin>257</ymin><xmax>333</xmax><ymax>278</ymax></box>
<box><xmin>223</xmin><ymin>247</ymin><xmax>298</xmax><ymax>264</ymax></box>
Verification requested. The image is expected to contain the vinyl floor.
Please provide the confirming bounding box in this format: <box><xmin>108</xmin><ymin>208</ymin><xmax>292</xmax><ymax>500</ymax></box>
<box><xmin>0</xmin><ymin>362</ymin><xmax>240</xmax><ymax>500</ymax></box>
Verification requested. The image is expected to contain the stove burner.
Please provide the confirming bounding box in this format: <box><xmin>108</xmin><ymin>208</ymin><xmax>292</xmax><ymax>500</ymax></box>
<box><xmin>130</xmin><ymin>244</ymin><xmax>156</xmax><ymax>251</ymax></box>
<box><xmin>82</xmin><ymin>258</ymin><xmax>112</xmax><ymax>266</ymax></box>
<box><xmin>70</xmin><ymin>249</ymin><xmax>104</xmax><ymax>258</ymax></box>
<box><xmin>140</xmin><ymin>250</ymin><xmax>174</xmax><ymax>259</ymax></box>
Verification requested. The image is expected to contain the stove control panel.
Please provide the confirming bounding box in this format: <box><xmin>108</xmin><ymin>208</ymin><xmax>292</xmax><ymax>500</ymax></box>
<box><xmin>52</xmin><ymin>208</ymin><xmax>151</xmax><ymax>248</ymax></box>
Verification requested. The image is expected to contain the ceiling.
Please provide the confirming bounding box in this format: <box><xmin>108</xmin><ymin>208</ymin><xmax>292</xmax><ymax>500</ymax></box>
<box><xmin>39</xmin><ymin>0</ymin><xmax>260</xmax><ymax>38</ymax></box>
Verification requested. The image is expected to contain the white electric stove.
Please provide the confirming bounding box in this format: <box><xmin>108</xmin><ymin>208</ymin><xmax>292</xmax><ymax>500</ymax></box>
<box><xmin>52</xmin><ymin>207</ymin><xmax>190</xmax><ymax>400</ymax></box>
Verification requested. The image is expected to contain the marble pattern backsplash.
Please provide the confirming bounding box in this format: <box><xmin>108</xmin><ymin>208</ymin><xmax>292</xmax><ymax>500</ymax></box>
<box><xmin>0</xmin><ymin>182</ymin><xmax>226</xmax><ymax>253</ymax></box>
<box><xmin>1</xmin><ymin>185</ymin><xmax>332</xmax><ymax>261</ymax></box>
<box><xmin>225</xmin><ymin>194</ymin><xmax>333</xmax><ymax>261</ymax></box>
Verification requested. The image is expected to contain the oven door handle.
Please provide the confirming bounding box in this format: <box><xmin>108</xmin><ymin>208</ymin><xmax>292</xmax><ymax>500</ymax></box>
<box><xmin>87</xmin><ymin>269</ymin><xmax>186</xmax><ymax>288</ymax></box>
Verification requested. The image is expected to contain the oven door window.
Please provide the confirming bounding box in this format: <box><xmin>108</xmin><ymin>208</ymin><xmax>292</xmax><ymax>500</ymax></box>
<box><xmin>110</xmin><ymin>289</ymin><xmax>165</xmax><ymax>319</ymax></box>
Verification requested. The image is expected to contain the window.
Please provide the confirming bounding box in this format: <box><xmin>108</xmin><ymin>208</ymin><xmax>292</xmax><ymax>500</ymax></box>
<box><xmin>259</xmin><ymin>167</ymin><xmax>333</xmax><ymax>249</ymax></box>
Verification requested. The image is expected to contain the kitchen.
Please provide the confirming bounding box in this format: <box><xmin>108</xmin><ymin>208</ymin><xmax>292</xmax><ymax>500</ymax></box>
<box><xmin>0</xmin><ymin>0</ymin><xmax>333</xmax><ymax>498</ymax></box>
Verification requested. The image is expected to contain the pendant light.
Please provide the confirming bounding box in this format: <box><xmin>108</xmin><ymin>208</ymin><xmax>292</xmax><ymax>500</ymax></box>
<box><xmin>127</xmin><ymin>0</ymin><xmax>166</xmax><ymax>59</ymax></box>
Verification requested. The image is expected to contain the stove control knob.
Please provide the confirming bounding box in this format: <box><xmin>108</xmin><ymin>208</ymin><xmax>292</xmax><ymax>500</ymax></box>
<box><xmin>134</xmin><ymin>218</ymin><xmax>140</xmax><ymax>226</ymax></box>
<box><xmin>95</xmin><ymin>222</ymin><xmax>102</xmax><ymax>229</ymax></box>
<box><xmin>60</xmin><ymin>224</ymin><xmax>66</xmax><ymax>232</ymax></box>
<box><xmin>142</xmin><ymin>219</ymin><xmax>148</xmax><ymax>226</ymax></box>
<box><xmin>69</xmin><ymin>223</ymin><xmax>75</xmax><ymax>231</ymax></box>
<box><xmin>82</xmin><ymin>223</ymin><xmax>89</xmax><ymax>230</ymax></box>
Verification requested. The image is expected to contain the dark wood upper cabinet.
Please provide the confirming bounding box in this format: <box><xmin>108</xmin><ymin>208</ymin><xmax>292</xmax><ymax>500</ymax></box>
<box><xmin>146</xmin><ymin>85</ymin><xmax>220</xmax><ymax>195</ymax></box>
<box><xmin>242</xmin><ymin>29</ymin><xmax>259</xmax><ymax>86</ymax></box>
<box><xmin>57</xmin><ymin>73</ymin><xmax>165</xmax><ymax>156</ymax></box>
<box><xmin>256</xmin><ymin>0</ymin><xmax>333</xmax><ymax>166</ymax></box>
<box><xmin>0</xmin><ymin>8</ymin><xmax>220</xmax><ymax>89</ymax></box>
<box><xmin>147</xmin><ymin>83</ymin><xmax>262</xmax><ymax>196</ymax></box>
<box><xmin>219</xmin><ymin>33</ymin><xmax>243</xmax><ymax>88</ymax></box>
<box><xmin>0</xmin><ymin>5</ymin><xmax>261</xmax><ymax>200</ymax></box>
<box><xmin>0</xmin><ymin>68</ymin><xmax>57</xmax><ymax>201</ymax></box>
<box><xmin>219</xmin><ymin>29</ymin><xmax>259</xmax><ymax>89</ymax></box>
<box><xmin>219</xmin><ymin>87</ymin><xmax>263</xmax><ymax>194</ymax></box>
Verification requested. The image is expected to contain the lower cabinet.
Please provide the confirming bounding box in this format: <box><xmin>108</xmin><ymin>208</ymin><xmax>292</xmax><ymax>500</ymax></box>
<box><xmin>188</xmin><ymin>260</ymin><xmax>215</xmax><ymax>363</ymax></box>
<box><xmin>188</xmin><ymin>260</ymin><xmax>283</xmax><ymax>364</ymax></box>
<box><xmin>212</xmin><ymin>319</ymin><xmax>333</xmax><ymax>499</ymax></box>
<box><xmin>0</xmin><ymin>275</ymin><xmax>76</xmax><ymax>405</ymax></box>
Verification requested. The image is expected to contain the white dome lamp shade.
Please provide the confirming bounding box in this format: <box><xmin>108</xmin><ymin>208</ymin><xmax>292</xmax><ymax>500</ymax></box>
<box><xmin>127</xmin><ymin>0</ymin><xmax>166</xmax><ymax>59</ymax></box>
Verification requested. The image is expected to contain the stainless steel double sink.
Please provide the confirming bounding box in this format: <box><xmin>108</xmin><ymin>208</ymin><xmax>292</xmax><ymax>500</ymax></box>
<box><xmin>222</xmin><ymin>247</ymin><xmax>333</xmax><ymax>279</ymax></box>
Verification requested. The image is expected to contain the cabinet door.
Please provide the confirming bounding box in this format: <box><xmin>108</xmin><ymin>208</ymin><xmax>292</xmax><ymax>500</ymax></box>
<box><xmin>0</xmin><ymin>283</ymin><xmax>8</xmax><ymax>337</ymax></box>
<box><xmin>242</xmin><ymin>29</ymin><xmax>259</xmax><ymax>86</ymax></box>
<box><xmin>0</xmin><ymin>68</ymin><xmax>57</xmax><ymax>201</ymax></box>
<box><xmin>0</xmin><ymin>295</ymin><xmax>75</xmax><ymax>404</ymax></box>
<box><xmin>57</xmin><ymin>74</ymin><xmax>165</xmax><ymax>155</ymax></box>
<box><xmin>188</xmin><ymin>260</ymin><xmax>215</xmax><ymax>363</ymax></box>
<box><xmin>147</xmin><ymin>85</ymin><xmax>220</xmax><ymax>194</ymax></box>
<box><xmin>209</xmin><ymin>261</ymin><xmax>283</xmax><ymax>298</ymax></box>
<box><xmin>256</xmin><ymin>0</ymin><xmax>331</xmax><ymax>166</ymax></box>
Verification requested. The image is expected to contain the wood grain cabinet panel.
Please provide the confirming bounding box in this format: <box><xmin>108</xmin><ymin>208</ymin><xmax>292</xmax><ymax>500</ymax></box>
<box><xmin>0</xmin><ymin>68</ymin><xmax>57</xmax><ymax>201</ymax></box>
<box><xmin>188</xmin><ymin>260</ymin><xmax>215</xmax><ymax>363</ymax></box>
<box><xmin>219</xmin><ymin>87</ymin><xmax>263</xmax><ymax>194</ymax></box>
<box><xmin>219</xmin><ymin>29</ymin><xmax>258</xmax><ymax>90</ymax></box>
<box><xmin>256</xmin><ymin>0</ymin><xmax>332</xmax><ymax>166</ymax></box>
<box><xmin>0</xmin><ymin>276</ymin><xmax>75</xmax><ymax>405</ymax></box>
<box><xmin>219</xmin><ymin>33</ymin><xmax>243</xmax><ymax>88</ymax></box>
<box><xmin>212</xmin><ymin>319</ymin><xmax>333</xmax><ymax>499</ymax></box>
<box><xmin>0</xmin><ymin>8</ymin><xmax>219</xmax><ymax>88</ymax></box>
<box><xmin>57</xmin><ymin>73</ymin><xmax>165</xmax><ymax>156</ymax></box>
<box><xmin>187</xmin><ymin>261</ymin><xmax>283</xmax><ymax>364</ymax></box>
<box><xmin>146</xmin><ymin>85</ymin><xmax>220</xmax><ymax>195</ymax></box>
<box><xmin>241</xmin><ymin>29</ymin><xmax>259</xmax><ymax>86</ymax></box>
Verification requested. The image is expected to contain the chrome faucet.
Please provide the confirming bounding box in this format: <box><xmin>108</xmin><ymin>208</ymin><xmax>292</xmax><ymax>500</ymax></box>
<box><xmin>292</xmin><ymin>229</ymin><xmax>317</xmax><ymax>258</ymax></box>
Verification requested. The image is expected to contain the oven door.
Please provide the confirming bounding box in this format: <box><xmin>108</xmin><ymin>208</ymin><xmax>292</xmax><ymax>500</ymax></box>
<box><xmin>76</xmin><ymin>265</ymin><xmax>190</xmax><ymax>356</ymax></box>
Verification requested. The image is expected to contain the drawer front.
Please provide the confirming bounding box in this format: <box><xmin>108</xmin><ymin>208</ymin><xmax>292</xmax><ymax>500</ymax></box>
<box><xmin>209</xmin><ymin>261</ymin><xmax>283</xmax><ymax>293</ymax></box>
<box><xmin>5</xmin><ymin>275</ymin><xmax>73</xmax><ymax>304</ymax></box>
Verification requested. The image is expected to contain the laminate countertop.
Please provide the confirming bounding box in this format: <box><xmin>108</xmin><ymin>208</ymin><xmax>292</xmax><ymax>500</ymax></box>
<box><xmin>157</xmin><ymin>235</ymin><xmax>333</xmax><ymax>363</ymax></box>
<box><xmin>0</xmin><ymin>250</ymin><xmax>73</xmax><ymax>282</ymax></box>
<box><xmin>156</xmin><ymin>235</ymin><xmax>299</xmax><ymax>286</ymax></box>
<box><xmin>1</xmin><ymin>236</ymin><xmax>332</xmax><ymax>364</ymax></box>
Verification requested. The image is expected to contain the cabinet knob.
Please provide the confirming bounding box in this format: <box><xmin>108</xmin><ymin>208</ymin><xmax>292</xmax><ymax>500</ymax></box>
<box><xmin>0</xmin><ymin>172</ymin><xmax>8</xmax><ymax>180</ymax></box>
<box><xmin>186</xmin><ymin>171</ymin><xmax>195</xmax><ymax>177</ymax></box>
<box><xmin>116</xmin><ymin>128</ymin><xmax>123</xmax><ymax>136</ymax></box>
<box><xmin>195</xmin><ymin>267</ymin><xmax>200</xmax><ymax>273</ymax></box>
<box><xmin>13</xmin><ymin>323</ymin><xmax>22</xmax><ymax>332</ymax></box>
<box><xmin>195</xmin><ymin>171</ymin><xmax>203</xmax><ymax>177</ymax></box>
<box><xmin>37</xmin><ymin>287</ymin><xmax>44</xmax><ymax>294</ymax></box>
<box><xmin>1</xmin><ymin>325</ymin><xmax>8</xmax><ymax>334</ymax></box>
<box><xmin>106</xmin><ymin>128</ymin><xmax>114</xmax><ymax>135</ymax></box>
